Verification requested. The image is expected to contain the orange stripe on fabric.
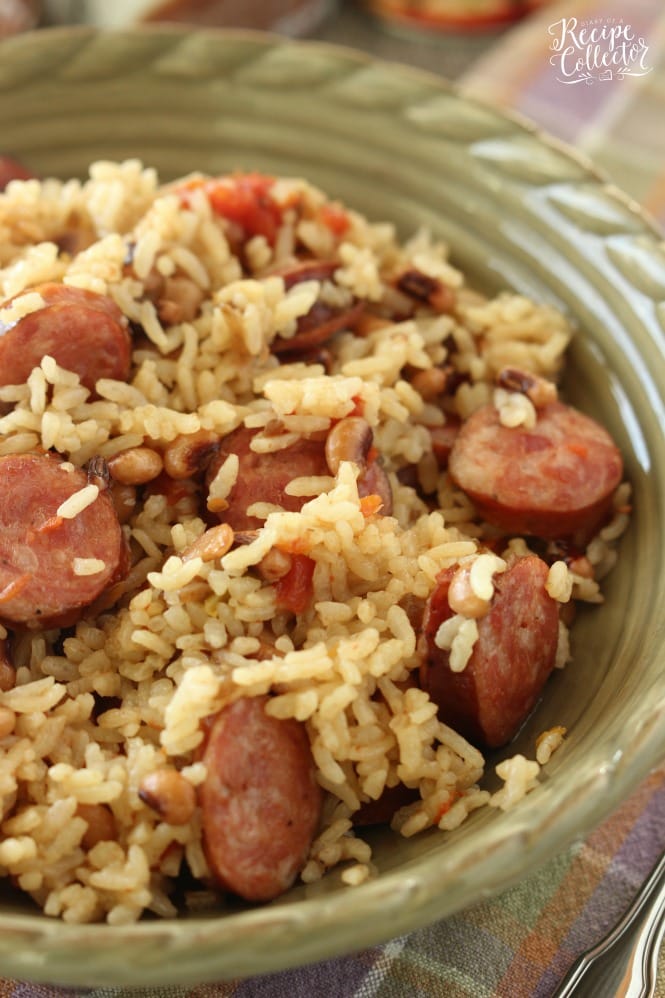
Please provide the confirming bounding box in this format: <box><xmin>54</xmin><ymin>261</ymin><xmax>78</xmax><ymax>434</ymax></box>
<box><xmin>462</xmin><ymin>848</ymin><xmax>570</xmax><ymax>953</ymax></box>
<box><xmin>493</xmin><ymin>766</ymin><xmax>664</xmax><ymax>998</ymax></box>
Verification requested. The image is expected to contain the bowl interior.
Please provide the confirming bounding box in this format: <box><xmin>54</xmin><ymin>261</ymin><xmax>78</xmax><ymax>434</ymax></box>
<box><xmin>0</xmin><ymin>25</ymin><xmax>664</xmax><ymax>987</ymax></box>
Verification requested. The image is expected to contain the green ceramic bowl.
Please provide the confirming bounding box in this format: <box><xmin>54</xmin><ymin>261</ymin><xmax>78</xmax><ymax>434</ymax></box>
<box><xmin>0</xmin><ymin>25</ymin><xmax>664</xmax><ymax>989</ymax></box>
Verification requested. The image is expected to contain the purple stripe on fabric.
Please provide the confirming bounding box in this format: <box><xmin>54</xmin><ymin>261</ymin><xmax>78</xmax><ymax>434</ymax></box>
<box><xmin>534</xmin><ymin>780</ymin><xmax>665</xmax><ymax>997</ymax></box>
<box><xmin>232</xmin><ymin>948</ymin><xmax>380</xmax><ymax>997</ymax></box>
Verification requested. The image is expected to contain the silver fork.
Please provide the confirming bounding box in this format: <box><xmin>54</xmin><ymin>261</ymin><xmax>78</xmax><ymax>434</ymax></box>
<box><xmin>554</xmin><ymin>851</ymin><xmax>665</xmax><ymax>997</ymax></box>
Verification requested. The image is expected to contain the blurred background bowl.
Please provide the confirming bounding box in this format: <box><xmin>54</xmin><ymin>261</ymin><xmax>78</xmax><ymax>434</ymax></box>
<box><xmin>0</xmin><ymin>24</ymin><xmax>664</xmax><ymax>989</ymax></box>
<box><xmin>41</xmin><ymin>0</ymin><xmax>335</xmax><ymax>33</ymax></box>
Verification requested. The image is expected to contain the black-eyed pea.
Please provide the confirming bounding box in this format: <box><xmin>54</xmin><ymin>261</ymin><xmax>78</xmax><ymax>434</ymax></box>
<box><xmin>78</xmin><ymin>803</ymin><xmax>116</xmax><ymax>850</ymax></box>
<box><xmin>325</xmin><ymin>416</ymin><xmax>373</xmax><ymax>476</ymax></box>
<box><xmin>108</xmin><ymin>446</ymin><xmax>163</xmax><ymax>486</ymax></box>
<box><xmin>258</xmin><ymin>547</ymin><xmax>293</xmax><ymax>583</ymax></box>
<box><xmin>181</xmin><ymin>523</ymin><xmax>234</xmax><ymax>563</ymax></box>
<box><xmin>163</xmin><ymin>430</ymin><xmax>221</xmax><ymax>480</ymax></box>
<box><xmin>497</xmin><ymin>368</ymin><xmax>558</xmax><ymax>409</ymax></box>
<box><xmin>410</xmin><ymin>367</ymin><xmax>448</xmax><ymax>401</ymax></box>
<box><xmin>108</xmin><ymin>481</ymin><xmax>137</xmax><ymax>524</ymax></box>
<box><xmin>449</xmin><ymin>554</ymin><xmax>507</xmax><ymax>619</ymax></box>
<box><xmin>447</xmin><ymin>565</ymin><xmax>490</xmax><ymax>619</ymax></box>
<box><xmin>448</xmin><ymin>552</ymin><xmax>507</xmax><ymax>617</ymax></box>
<box><xmin>396</xmin><ymin>269</ymin><xmax>456</xmax><ymax>313</ymax></box>
<box><xmin>232</xmin><ymin>530</ymin><xmax>260</xmax><ymax>547</ymax></box>
<box><xmin>157</xmin><ymin>276</ymin><xmax>204</xmax><ymax>326</ymax></box>
<box><xmin>138</xmin><ymin>767</ymin><xmax>197</xmax><ymax>825</ymax></box>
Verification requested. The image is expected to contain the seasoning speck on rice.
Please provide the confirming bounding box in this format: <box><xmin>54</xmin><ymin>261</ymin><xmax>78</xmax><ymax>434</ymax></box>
<box><xmin>0</xmin><ymin>160</ymin><xmax>629</xmax><ymax>924</ymax></box>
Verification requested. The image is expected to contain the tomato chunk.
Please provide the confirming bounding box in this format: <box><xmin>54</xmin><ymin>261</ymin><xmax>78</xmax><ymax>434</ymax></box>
<box><xmin>207</xmin><ymin>173</ymin><xmax>282</xmax><ymax>244</ymax></box>
<box><xmin>275</xmin><ymin>554</ymin><xmax>315</xmax><ymax>614</ymax></box>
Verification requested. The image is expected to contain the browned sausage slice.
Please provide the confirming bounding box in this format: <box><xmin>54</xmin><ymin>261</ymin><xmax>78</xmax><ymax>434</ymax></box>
<box><xmin>200</xmin><ymin>696</ymin><xmax>322</xmax><ymax>903</ymax></box>
<box><xmin>206</xmin><ymin>425</ymin><xmax>329</xmax><ymax>532</ymax></box>
<box><xmin>0</xmin><ymin>283</ymin><xmax>131</xmax><ymax>392</ymax></box>
<box><xmin>420</xmin><ymin>555</ymin><xmax>559</xmax><ymax>748</ymax></box>
<box><xmin>207</xmin><ymin>425</ymin><xmax>392</xmax><ymax>530</ymax></box>
<box><xmin>448</xmin><ymin>400</ymin><xmax>623</xmax><ymax>541</ymax></box>
<box><xmin>0</xmin><ymin>453</ymin><xmax>128</xmax><ymax>628</ymax></box>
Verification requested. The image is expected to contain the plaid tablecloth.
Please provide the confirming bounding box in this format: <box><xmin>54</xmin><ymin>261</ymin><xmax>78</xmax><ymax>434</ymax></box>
<box><xmin>2</xmin><ymin>766</ymin><xmax>663</xmax><ymax>996</ymax></box>
<box><xmin>2</xmin><ymin>1</ymin><xmax>664</xmax><ymax>994</ymax></box>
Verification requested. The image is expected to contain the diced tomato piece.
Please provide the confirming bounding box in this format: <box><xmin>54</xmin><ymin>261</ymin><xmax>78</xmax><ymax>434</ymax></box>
<box><xmin>274</xmin><ymin>554</ymin><xmax>315</xmax><ymax>614</ymax></box>
<box><xmin>205</xmin><ymin>173</ymin><xmax>283</xmax><ymax>245</ymax></box>
<box><xmin>434</xmin><ymin>790</ymin><xmax>460</xmax><ymax>824</ymax></box>
<box><xmin>318</xmin><ymin>203</ymin><xmax>350</xmax><ymax>237</ymax></box>
<box><xmin>349</xmin><ymin>396</ymin><xmax>365</xmax><ymax>418</ymax></box>
<box><xmin>277</xmin><ymin>537</ymin><xmax>312</xmax><ymax>557</ymax></box>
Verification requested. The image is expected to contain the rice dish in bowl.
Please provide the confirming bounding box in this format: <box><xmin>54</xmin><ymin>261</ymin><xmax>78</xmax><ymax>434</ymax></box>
<box><xmin>0</xmin><ymin>158</ymin><xmax>629</xmax><ymax>923</ymax></box>
<box><xmin>0</xmin><ymin>26</ymin><xmax>662</xmax><ymax>988</ymax></box>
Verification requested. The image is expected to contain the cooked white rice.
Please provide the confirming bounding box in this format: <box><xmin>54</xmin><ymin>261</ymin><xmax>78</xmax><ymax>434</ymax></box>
<box><xmin>0</xmin><ymin>161</ymin><xmax>628</xmax><ymax>924</ymax></box>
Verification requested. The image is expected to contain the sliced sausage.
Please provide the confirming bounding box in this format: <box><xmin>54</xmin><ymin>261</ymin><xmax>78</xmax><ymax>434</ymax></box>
<box><xmin>208</xmin><ymin>424</ymin><xmax>392</xmax><ymax>530</ymax></box>
<box><xmin>0</xmin><ymin>453</ymin><xmax>128</xmax><ymax>628</ymax></box>
<box><xmin>448</xmin><ymin>400</ymin><xmax>623</xmax><ymax>541</ymax></box>
<box><xmin>0</xmin><ymin>154</ymin><xmax>34</xmax><ymax>190</ymax></box>
<box><xmin>420</xmin><ymin>555</ymin><xmax>559</xmax><ymax>748</ymax></box>
<box><xmin>206</xmin><ymin>425</ymin><xmax>329</xmax><ymax>532</ymax></box>
<box><xmin>0</xmin><ymin>283</ymin><xmax>131</xmax><ymax>392</ymax></box>
<box><xmin>200</xmin><ymin>696</ymin><xmax>322</xmax><ymax>903</ymax></box>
